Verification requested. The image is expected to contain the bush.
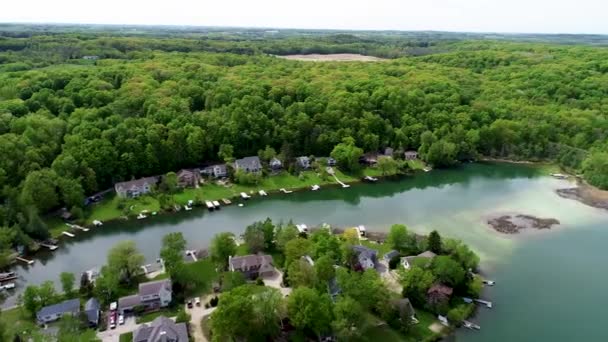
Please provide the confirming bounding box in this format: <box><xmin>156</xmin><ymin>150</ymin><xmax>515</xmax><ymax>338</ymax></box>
<box><xmin>447</xmin><ymin>304</ymin><xmax>474</xmax><ymax>326</ymax></box>
<box><xmin>256</xmin><ymin>277</ymin><xmax>264</xmax><ymax>286</ymax></box>
<box><xmin>175</xmin><ymin>310</ymin><xmax>191</xmax><ymax>323</ymax></box>
<box><xmin>389</xmin><ymin>255</ymin><xmax>401</xmax><ymax>269</ymax></box>
<box><xmin>209</xmin><ymin>296</ymin><xmax>219</xmax><ymax>307</ymax></box>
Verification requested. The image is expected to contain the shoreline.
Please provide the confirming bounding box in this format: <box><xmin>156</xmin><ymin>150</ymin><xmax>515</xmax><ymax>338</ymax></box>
<box><xmin>555</xmin><ymin>178</ymin><xmax>608</xmax><ymax>211</ymax></box>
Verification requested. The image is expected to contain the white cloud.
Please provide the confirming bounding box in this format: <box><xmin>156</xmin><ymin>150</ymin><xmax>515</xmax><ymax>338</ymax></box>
<box><xmin>3</xmin><ymin>0</ymin><xmax>607</xmax><ymax>34</ymax></box>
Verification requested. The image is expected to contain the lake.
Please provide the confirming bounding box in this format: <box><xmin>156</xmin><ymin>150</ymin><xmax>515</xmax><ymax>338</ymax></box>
<box><xmin>5</xmin><ymin>162</ymin><xmax>607</xmax><ymax>341</ymax></box>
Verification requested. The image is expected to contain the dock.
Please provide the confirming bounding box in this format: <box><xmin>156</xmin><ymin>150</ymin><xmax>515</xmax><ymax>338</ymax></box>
<box><xmin>279</xmin><ymin>188</ymin><xmax>293</xmax><ymax>194</ymax></box>
<box><xmin>482</xmin><ymin>279</ymin><xmax>495</xmax><ymax>286</ymax></box>
<box><xmin>259</xmin><ymin>190</ymin><xmax>268</xmax><ymax>196</ymax></box>
<box><xmin>16</xmin><ymin>257</ymin><xmax>34</xmax><ymax>265</ymax></box>
<box><xmin>463</xmin><ymin>320</ymin><xmax>481</xmax><ymax>330</ymax></box>
<box><xmin>66</xmin><ymin>223</ymin><xmax>89</xmax><ymax>232</ymax></box>
<box><xmin>205</xmin><ymin>201</ymin><xmax>215</xmax><ymax>210</ymax></box>
<box><xmin>0</xmin><ymin>282</ymin><xmax>16</xmax><ymax>290</ymax></box>
<box><xmin>363</xmin><ymin>175</ymin><xmax>378</xmax><ymax>182</ymax></box>
<box><xmin>474</xmin><ymin>299</ymin><xmax>493</xmax><ymax>308</ymax></box>
<box><xmin>332</xmin><ymin>174</ymin><xmax>350</xmax><ymax>188</ymax></box>
<box><xmin>0</xmin><ymin>272</ymin><xmax>18</xmax><ymax>281</ymax></box>
<box><xmin>39</xmin><ymin>243</ymin><xmax>58</xmax><ymax>251</ymax></box>
<box><xmin>92</xmin><ymin>220</ymin><xmax>103</xmax><ymax>226</ymax></box>
<box><xmin>185</xmin><ymin>250</ymin><xmax>198</xmax><ymax>262</ymax></box>
<box><xmin>221</xmin><ymin>198</ymin><xmax>232</xmax><ymax>205</ymax></box>
<box><xmin>62</xmin><ymin>231</ymin><xmax>75</xmax><ymax>238</ymax></box>
<box><xmin>184</xmin><ymin>205</ymin><xmax>193</xmax><ymax>211</ymax></box>
<box><xmin>212</xmin><ymin>200</ymin><xmax>221</xmax><ymax>208</ymax></box>
<box><xmin>240</xmin><ymin>192</ymin><xmax>251</xmax><ymax>199</ymax></box>
<box><xmin>311</xmin><ymin>185</ymin><xmax>320</xmax><ymax>191</ymax></box>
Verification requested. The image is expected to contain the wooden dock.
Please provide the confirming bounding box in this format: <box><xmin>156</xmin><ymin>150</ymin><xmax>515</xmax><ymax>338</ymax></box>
<box><xmin>279</xmin><ymin>188</ymin><xmax>293</xmax><ymax>194</ymax></box>
<box><xmin>221</xmin><ymin>198</ymin><xmax>232</xmax><ymax>205</ymax></box>
<box><xmin>66</xmin><ymin>223</ymin><xmax>89</xmax><ymax>232</ymax></box>
<box><xmin>39</xmin><ymin>243</ymin><xmax>58</xmax><ymax>251</ymax></box>
<box><xmin>62</xmin><ymin>231</ymin><xmax>75</xmax><ymax>238</ymax></box>
<box><xmin>463</xmin><ymin>320</ymin><xmax>481</xmax><ymax>330</ymax></box>
<box><xmin>474</xmin><ymin>299</ymin><xmax>493</xmax><ymax>308</ymax></box>
<box><xmin>212</xmin><ymin>200</ymin><xmax>221</xmax><ymax>208</ymax></box>
<box><xmin>205</xmin><ymin>201</ymin><xmax>215</xmax><ymax>210</ymax></box>
<box><xmin>16</xmin><ymin>257</ymin><xmax>34</xmax><ymax>265</ymax></box>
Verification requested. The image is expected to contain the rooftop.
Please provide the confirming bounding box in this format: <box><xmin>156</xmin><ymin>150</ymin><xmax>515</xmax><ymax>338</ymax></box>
<box><xmin>37</xmin><ymin>298</ymin><xmax>80</xmax><ymax>319</ymax></box>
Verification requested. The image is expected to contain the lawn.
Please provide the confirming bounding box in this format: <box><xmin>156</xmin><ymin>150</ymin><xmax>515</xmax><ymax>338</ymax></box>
<box><xmin>0</xmin><ymin>307</ymin><xmax>41</xmax><ymax>340</ymax></box>
<box><xmin>361</xmin><ymin>239</ymin><xmax>395</xmax><ymax>258</ymax></box>
<box><xmin>136</xmin><ymin>305</ymin><xmax>181</xmax><ymax>324</ymax></box>
<box><xmin>362</xmin><ymin>311</ymin><xmax>440</xmax><ymax>342</ymax></box>
<box><xmin>183</xmin><ymin>259</ymin><xmax>220</xmax><ymax>297</ymax></box>
<box><xmin>119</xmin><ymin>332</ymin><xmax>133</xmax><ymax>342</ymax></box>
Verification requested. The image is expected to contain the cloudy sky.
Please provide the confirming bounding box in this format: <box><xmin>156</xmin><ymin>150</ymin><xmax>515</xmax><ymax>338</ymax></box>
<box><xmin>2</xmin><ymin>0</ymin><xmax>607</xmax><ymax>34</ymax></box>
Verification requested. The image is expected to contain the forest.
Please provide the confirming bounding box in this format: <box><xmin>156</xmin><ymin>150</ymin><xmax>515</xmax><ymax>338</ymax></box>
<box><xmin>0</xmin><ymin>25</ymin><xmax>607</xmax><ymax>259</ymax></box>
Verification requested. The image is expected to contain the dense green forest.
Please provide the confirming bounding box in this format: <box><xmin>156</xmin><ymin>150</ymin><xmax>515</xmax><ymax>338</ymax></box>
<box><xmin>0</xmin><ymin>25</ymin><xmax>607</xmax><ymax>257</ymax></box>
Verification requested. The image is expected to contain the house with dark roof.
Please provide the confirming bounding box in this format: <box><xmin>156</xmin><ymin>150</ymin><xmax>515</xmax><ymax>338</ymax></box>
<box><xmin>360</xmin><ymin>153</ymin><xmax>378</xmax><ymax>166</ymax></box>
<box><xmin>84</xmin><ymin>298</ymin><xmax>100</xmax><ymax>327</ymax></box>
<box><xmin>234</xmin><ymin>156</ymin><xmax>262</xmax><ymax>174</ymax></box>
<box><xmin>133</xmin><ymin>316</ymin><xmax>188</xmax><ymax>342</ymax></box>
<box><xmin>404</xmin><ymin>150</ymin><xmax>419</xmax><ymax>160</ymax></box>
<box><xmin>118</xmin><ymin>279</ymin><xmax>172</xmax><ymax>314</ymax></box>
<box><xmin>36</xmin><ymin>298</ymin><xmax>80</xmax><ymax>324</ymax></box>
<box><xmin>269</xmin><ymin>157</ymin><xmax>282</xmax><ymax>171</ymax></box>
<box><xmin>175</xmin><ymin>169</ymin><xmax>200</xmax><ymax>188</ymax></box>
<box><xmin>427</xmin><ymin>283</ymin><xmax>453</xmax><ymax>307</ymax></box>
<box><xmin>201</xmin><ymin>164</ymin><xmax>228</xmax><ymax>178</ymax></box>
<box><xmin>394</xmin><ymin>298</ymin><xmax>417</xmax><ymax>324</ymax></box>
<box><xmin>229</xmin><ymin>254</ymin><xmax>275</xmax><ymax>279</ymax></box>
<box><xmin>352</xmin><ymin>245</ymin><xmax>378</xmax><ymax>270</ymax></box>
<box><xmin>296</xmin><ymin>156</ymin><xmax>311</xmax><ymax>170</ymax></box>
<box><xmin>115</xmin><ymin>176</ymin><xmax>159</xmax><ymax>198</ymax></box>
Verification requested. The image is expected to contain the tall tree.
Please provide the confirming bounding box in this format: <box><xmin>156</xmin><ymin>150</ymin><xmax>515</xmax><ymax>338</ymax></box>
<box><xmin>287</xmin><ymin>287</ymin><xmax>334</xmax><ymax>337</ymax></box>
<box><xmin>59</xmin><ymin>272</ymin><xmax>75</xmax><ymax>297</ymax></box>
<box><xmin>160</xmin><ymin>232</ymin><xmax>187</xmax><ymax>282</ymax></box>
<box><xmin>330</xmin><ymin>137</ymin><xmax>363</xmax><ymax>172</ymax></box>
<box><xmin>107</xmin><ymin>241</ymin><xmax>144</xmax><ymax>284</ymax></box>
<box><xmin>210</xmin><ymin>232</ymin><xmax>237</xmax><ymax>270</ymax></box>
<box><xmin>332</xmin><ymin>296</ymin><xmax>367</xmax><ymax>341</ymax></box>
<box><xmin>427</xmin><ymin>230</ymin><xmax>442</xmax><ymax>254</ymax></box>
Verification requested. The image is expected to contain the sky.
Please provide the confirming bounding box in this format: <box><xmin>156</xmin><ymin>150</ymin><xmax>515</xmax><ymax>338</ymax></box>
<box><xmin>2</xmin><ymin>0</ymin><xmax>607</xmax><ymax>34</ymax></box>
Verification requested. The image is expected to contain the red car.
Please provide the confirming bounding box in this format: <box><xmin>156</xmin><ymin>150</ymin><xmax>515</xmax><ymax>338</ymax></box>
<box><xmin>109</xmin><ymin>312</ymin><xmax>117</xmax><ymax>329</ymax></box>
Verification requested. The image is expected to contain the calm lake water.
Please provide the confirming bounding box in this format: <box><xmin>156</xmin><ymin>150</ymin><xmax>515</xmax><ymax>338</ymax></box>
<box><xmin>5</xmin><ymin>162</ymin><xmax>608</xmax><ymax>341</ymax></box>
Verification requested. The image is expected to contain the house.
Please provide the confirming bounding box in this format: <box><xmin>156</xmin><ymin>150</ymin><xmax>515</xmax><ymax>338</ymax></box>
<box><xmin>269</xmin><ymin>157</ymin><xmax>282</xmax><ymax>171</ymax></box>
<box><xmin>36</xmin><ymin>298</ymin><xmax>80</xmax><ymax>324</ymax></box>
<box><xmin>115</xmin><ymin>176</ymin><xmax>159</xmax><ymax>198</ymax></box>
<box><xmin>404</xmin><ymin>151</ymin><xmax>418</xmax><ymax>160</ymax></box>
<box><xmin>175</xmin><ymin>169</ymin><xmax>200</xmax><ymax>188</ymax></box>
<box><xmin>383</xmin><ymin>250</ymin><xmax>400</xmax><ymax>263</ymax></box>
<box><xmin>202</xmin><ymin>164</ymin><xmax>228</xmax><ymax>178</ymax></box>
<box><xmin>427</xmin><ymin>284</ymin><xmax>453</xmax><ymax>307</ymax></box>
<box><xmin>82</xmin><ymin>55</ymin><xmax>99</xmax><ymax>60</ymax></box>
<box><xmin>296</xmin><ymin>156</ymin><xmax>311</xmax><ymax>169</ymax></box>
<box><xmin>84</xmin><ymin>298</ymin><xmax>101</xmax><ymax>327</ymax></box>
<box><xmin>234</xmin><ymin>156</ymin><xmax>262</xmax><ymax>174</ymax></box>
<box><xmin>229</xmin><ymin>254</ymin><xmax>275</xmax><ymax>279</ymax></box>
<box><xmin>384</xmin><ymin>147</ymin><xmax>394</xmax><ymax>157</ymax></box>
<box><xmin>133</xmin><ymin>316</ymin><xmax>188</xmax><ymax>342</ymax></box>
<box><xmin>118</xmin><ymin>279</ymin><xmax>172</xmax><ymax>314</ymax></box>
<box><xmin>326</xmin><ymin>157</ymin><xmax>337</xmax><ymax>167</ymax></box>
<box><xmin>394</xmin><ymin>298</ymin><xmax>417</xmax><ymax>324</ymax></box>
<box><xmin>360</xmin><ymin>153</ymin><xmax>378</xmax><ymax>166</ymax></box>
<box><xmin>401</xmin><ymin>250</ymin><xmax>436</xmax><ymax>269</ymax></box>
<box><xmin>352</xmin><ymin>245</ymin><xmax>378</xmax><ymax>270</ymax></box>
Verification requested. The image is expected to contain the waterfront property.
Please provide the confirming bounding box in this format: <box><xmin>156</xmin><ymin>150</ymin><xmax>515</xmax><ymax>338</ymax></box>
<box><xmin>402</xmin><ymin>250</ymin><xmax>436</xmax><ymax>269</ymax></box>
<box><xmin>176</xmin><ymin>169</ymin><xmax>201</xmax><ymax>188</ymax></box>
<box><xmin>383</xmin><ymin>250</ymin><xmax>400</xmax><ymax>262</ymax></box>
<box><xmin>118</xmin><ymin>279</ymin><xmax>172</xmax><ymax>314</ymax></box>
<box><xmin>269</xmin><ymin>157</ymin><xmax>282</xmax><ymax>171</ymax></box>
<box><xmin>229</xmin><ymin>254</ymin><xmax>275</xmax><ymax>279</ymax></box>
<box><xmin>133</xmin><ymin>315</ymin><xmax>188</xmax><ymax>342</ymax></box>
<box><xmin>36</xmin><ymin>298</ymin><xmax>80</xmax><ymax>324</ymax></box>
<box><xmin>234</xmin><ymin>156</ymin><xmax>262</xmax><ymax>174</ymax></box>
<box><xmin>384</xmin><ymin>147</ymin><xmax>394</xmax><ymax>157</ymax></box>
<box><xmin>296</xmin><ymin>156</ymin><xmax>311</xmax><ymax>169</ymax></box>
<box><xmin>84</xmin><ymin>298</ymin><xmax>101</xmax><ymax>327</ymax></box>
<box><xmin>404</xmin><ymin>150</ymin><xmax>419</xmax><ymax>160</ymax></box>
<box><xmin>201</xmin><ymin>164</ymin><xmax>228</xmax><ymax>178</ymax></box>
<box><xmin>427</xmin><ymin>284</ymin><xmax>453</xmax><ymax>307</ymax></box>
<box><xmin>352</xmin><ymin>245</ymin><xmax>378</xmax><ymax>270</ymax></box>
<box><xmin>115</xmin><ymin>177</ymin><xmax>159</xmax><ymax>198</ymax></box>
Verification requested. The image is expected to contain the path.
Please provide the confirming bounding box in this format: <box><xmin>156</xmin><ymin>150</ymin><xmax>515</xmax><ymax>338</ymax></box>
<box><xmin>187</xmin><ymin>297</ymin><xmax>217</xmax><ymax>342</ymax></box>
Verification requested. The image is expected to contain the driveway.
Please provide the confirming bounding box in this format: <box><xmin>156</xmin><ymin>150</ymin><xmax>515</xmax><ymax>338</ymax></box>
<box><xmin>97</xmin><ymin>316</ymin><xmax>138</xmax><ymax>342</ymax></box>
<box><xmin>378</xmin><ymin>260</ymin><xmax>403</xmax><ymax>294</ymax></box>
<box><xmin>263</xmin><ymin>270</ymin><xmax>292</xmax><ymax>297</ymax></box>
<box><xmin>186</xmin><ymin>296</ymin><xmax>217</xmax><ymax>342</ymax></box>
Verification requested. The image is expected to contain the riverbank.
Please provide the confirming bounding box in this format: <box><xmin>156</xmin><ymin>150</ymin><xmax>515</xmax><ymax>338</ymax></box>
<box><xmin>556</xmin><ymin>179</ymin><xmax>608</xmax><ymax>211</ymax></box>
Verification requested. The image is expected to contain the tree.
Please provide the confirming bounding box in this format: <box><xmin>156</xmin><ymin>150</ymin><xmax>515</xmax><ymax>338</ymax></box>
<box><xmin>94</xmin><ymin>266</ymin><xmax>119</xmax><ymax>305</ymax></box>
<box><xmin>342</xmin><ymin>228</ymin><xmax>359</xmax><ymax>245</ymax></box>
<box><xmin>400</xmin><ymin>266</ymin><xmax>435</xmax><ymax>307</ymax></box>
<box><xmin>218</xmin><ymin>144</ymin><xmax>234</xmax><ymax>163</ymax></box>
<box><xmin>243</xmin><ymin>222</ymin><xmax>265</xmax><ymax>253</ymax></box>
<box><xmin>258</xmin><ymin>145</ymin><xmax>277</xmax><ymax>162</ymax></box>
<box><xmin>427</xmin><ymin>230</ymin><xmax>442</xmax><ymax>254</ymax></box>
<box><xmin>287</xmin><ymin>287</ymin><xmax>333</xmax><ymax>337</ymax></box>
<box><xmin>309</xmin><ymin>229</ymin><xmax>341</xmax><ymax>262</ymax></box>
<box><xmin>447</xmin><ymin>304</ymin><xmax>474</xmax><ymax>327</ymax></box>
<box><xmin>160</xmin><ymin>232</ymin><xmax>187</xmax><ymax>283</ymax></box>
<box><xmin>22</xmin><ymin>285</ymin><xmax>40</xmax><ymax>318</ymax></box>
<box><xmin>377</xmin><ymin>156</ymin><xmax>398</xmax><ymax>175</ymax></box>
<box><xmin>107</xmin><ymin>241</ymin><xmax>144</xmax><ymax>284</ymax></box>
<box><xmin>159</xmin><ymin>171</ymin><xmax>178</xmax><ymax>193</ymax></box>
<box><xmin>443</xmin><ymin>239</ymin><xmax>479</xmax><ymax>271</ymax></box>
<box><xmin>287</xmin><ymin>259</ymin><xmax>317</xmax><ymax>288</ymax></box>
<box><xmin>80</xmin><ymin>272</ymin><xmax>93</xmax><ymax>297</ymax></box>
<box><xmin>210</xmin><ymin>232</ymin><xmax>237</xmax><ymax>270</ymax></box>
<box><xmin>275</xmin><ymin>223</ymin><xmax>299</xmax><ymax>251</ymax></box>
<box><xmin>314</xmin><ymin>255</ymin><xmax>336</xmax><ymax>285</ymax></box>
<box><xmin>583</xmin><ymin>150</ymin><xmax>608</xmax><ymax>190</ymax></box>
<box><xmin>431</xmin><ymin>256</ymin><xmax>466</xmax><ymax>288</ymax></box>
<box><xmin>284</xmin><ymin>238</ymin><xmax>312</xmax><ymax>267</ymax></box>
<box><xmin>38</xmin><ymin>281</ymin><xmax>57</xmax><ymax>306</ymax></box>
<box><xmin>332</xmin><ymin>296</ymin><xmax>367</xmax><ymax>341</ymax></box>
<box><xmin>59</xmin><ymin>272</ymin><xmax>75</xmax><ymax>297</ymax></box>
<box><xmin>336</xmin><ymin>268</ymin><xmax>391</xmax><ymax>313</ymax></box>
<box><xmin>221</xmin><ymin>271</ymin><xmax>246</xmax><ymax>291</ymax></box>
<box><xmin>330</xmin><ymin>137</ymin><xmax>363</xmax><ymax>172</ymax></box>
<box><xmin>387</xmin><ymin>224</ymin><xmax>416</xmax><ymax>253</ymax></box>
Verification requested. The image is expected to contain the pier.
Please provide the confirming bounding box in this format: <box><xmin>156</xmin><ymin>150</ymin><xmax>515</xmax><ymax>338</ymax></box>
<box><xmin>240</xmin><ymin>192</ymin><xmax>251</xmax><ymax>199</ymax></box>
<box><xmin>463</xmin><ymin>320</ymin><xmax>481</xmax><ymax>330</ymax></box>
<box><xmin>16</xmin><ymin>257</ymin><xmax>34</xmax><ymax>265</ymax></box>
<box><xmin>212</xmin><ymin>200</ymin><xmax>221</xmax><ymax>208</ymax></box>
<box><xmin>259</xmin><ymin>190</ymin><xmax>268</xmax><ymax>196</ymax></box>
<box><xmin>221</xmin><ymin>198</ymin><xmax>232</xmax><ymax>205</ymax></box>
<box><xmin>474</xmin><ymin>299</ymin><xmax>493</xmax><ymax>308</ymax></box>
<box><xmin>39</xmin><ymin>243</ymin><xmax>58</xmax><ymax>251</ymax></box>
<box><xmin>279</xmin><ymin>188</ymin><xmax>293</xmax><ymax>194</ymax></box>
<box><xmin>205</xmin><ymin>201</ymin><xmax>215</xmax><ymax>210</ymax></box>
<box><xmin>66</xmin><ymin>223</ymin><xmax>89</xmax><ymax>232</ymax></box>
<box><xmin>62</xmin><ymin>231</ymin><xmax>75</xmax><ymax>238</ymax></box>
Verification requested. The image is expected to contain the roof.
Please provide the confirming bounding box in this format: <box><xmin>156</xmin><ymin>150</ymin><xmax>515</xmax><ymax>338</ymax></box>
<box><xmin>176</xmin><ymin>169</ymin><xmax>199</xmax><ymax>178</ymax></box>
<box><xmin>352</xmin><ymin>245</ymin><xmax>378</xmax><ymax>258</ymax></box>
<box><xmin>230</xmin><ymin>254</ymin><xmax>273</xmax><ymax>270</ymax></box>
<box><xmin>139</xmin><ymin>279</ymin><xmax>172</xmax><ymax>297</ymax></box>
<box><xmin>394</xmin><ymin>298</ymin><xmax>415</xmax><ymax>317</ymax></box>
<box><xmin>84</xmin><ymin>298</ymin><xmax>100</xmax><ymax>324</ymax></box>
<box><xmin>404</xmin><ymin>150</ymin><xmax>418</xmax><ymax>155</ymax></box>
<box><xmin>118</xmin><ymin>294</ymin><xmax>141</xmax><ymax>309</ymax></box>
<box><xmin>270</xmin><ymin>157</ymin><xmax>282</xmax><ymax>166</ymax></box>
<box><xmin>428</xmin><ymin>284</ymin><xmax>453</xmax><ymax>296</ymax></box>
<box><xmin>417</xmin><ymin>251</ymin><xmax>437</xmax><ymax>258</ymax></box>
<box><xmin>134</xmin><ymin>316</ymin><xmax>188</xmax><ymax>342</ymax></box>
<box><xmin>234</xmin><ymin>156</ymin><xmax>262</xmax><ymax>170</ymax></box>
<box><xmin>37</xmin><ymin>299</ymin><xmax>80</xmax><ymax>319</ymax></box>
<box><xmin>115</xmin><ymin>176</ymin><xmax>159</xmax><ymax>192</ymax></box>
<box><xmin>384</xmin><ymin>250</ymin><xmax>400</xmax><ymax>260</ymax></box>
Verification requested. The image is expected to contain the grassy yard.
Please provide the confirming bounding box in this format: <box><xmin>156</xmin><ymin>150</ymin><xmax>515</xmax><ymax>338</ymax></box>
<box><xmin>183</xmin><ymin>259</ymin><xmax>220</xmax><ymax>297</ymax></box>
<box><xmin>361</xmin><ymin>239</ymin><xmax>395</xmax><ymax>258</ymax></box>
<box><xmin>136</xmin><ymin>305</ymin><xmax>182</xmax><ymax>324</ymax></box>
<box><xmin>119</xmin><ymin>332</ymin><xmax>133</xmax><ymax>342</ymax></box>
<box><xmin>362</xmin><ymin>311</ymin><xmax>440</xmax><ymax>342</ymax></box>
<box><xmin>0</xmin><ymin>307</ymin><xmax>41</xmax><ymax>340</ymax></box>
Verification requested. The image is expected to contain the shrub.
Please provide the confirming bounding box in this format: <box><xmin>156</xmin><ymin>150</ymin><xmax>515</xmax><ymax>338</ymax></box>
<box><xmin>389</xmin><ymin>255</ymin><xmax>401</xmax><ymax>269</ymax></box>
<box><xmin>256</xmin><ymin>277</ymin><xmax>264</xmax><ymax>286</ymax></box>
<box><xmin>175</xmin><ymin>310</ymin><xmax>191</xmax><ymax>323</ymax></box>
<box><xmin>209</xmin><ymin>296</ymin><xmax>219</xmax><ymax>307</ymax></box>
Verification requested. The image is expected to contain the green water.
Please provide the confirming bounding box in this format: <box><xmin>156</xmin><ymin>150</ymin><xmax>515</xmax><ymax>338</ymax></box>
<box><xmin>7</xmin><ymin>162</ymin><xmax>608</xmax><ymax>341</ymax></box>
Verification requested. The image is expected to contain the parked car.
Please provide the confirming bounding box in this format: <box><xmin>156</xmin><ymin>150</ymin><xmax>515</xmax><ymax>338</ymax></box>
<box><xmin>109</xmin><ymin>302</ymin><xmax>117</xmax><ymax>311</ymax></box>
<box><xmin>195</xmin><ymin>297</ymin><xmax>201</xmax><ymax>306</ymax></box>
<box><xmin>118</xmin><ymin>313</ymin><xmax>124</xmax><ymax>325</ymax></box>
<box><xmin>109</xmin><ymin>313</ymin><xmax>116</xmax><ymax>329</ymax></box>
<box><xmin>187</xmin><ymin>299</ymin><xmax>193</xmax><ymax>309</ymax></box>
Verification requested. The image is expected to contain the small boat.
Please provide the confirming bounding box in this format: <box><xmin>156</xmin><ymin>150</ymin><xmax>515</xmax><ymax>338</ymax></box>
<box><xmin>423</xmin><ymin>167</ymin><xmax>432</xmax><ymax>172</ymax></box>
<box><xmin>238</xmin><ymin>203</ymin><xmax>244</xmax><ymax>207</ymax></box>
<box><xmin>62</xmin><ymin>231</ymin><xmax>75</xmax><ymax>237</ymax></box>
<box><xmin>296</xmin><ymin>224</ymin><xmax>309</xmax><ymax>234</ymax></box>
<box><xmin>311</xmin><ymin>185</ymin><xmax>320</xmax><ymax>191</ymax></box>
<box><xmin>240</xmin><ymin>192</ymin><xmax>251</xmax><ymax>199</ymax></box>
<box><xmin>0</xmin><ymin>272</ymin><xmax>17</xmax><ymax>281</ymax></box>
<box><xmin>258</xmin><ymin>190</ymin><xmax>268</xmax><ymax>196</ymax></box>
<box><xmin>221</xmin><ymin>198</ymin><xmax>232</xmax><ymax>205</ymax></box>
<box><xmin>205</xmin><ymin>201</ymin><xmax>214</xmax><ymax>210</ymax></box>
<box><xmin>212</xmin><ymin>200</ymin><xmax>221</xmax><ymax>208</ymax></box>
<box><xmin>550</xmin><ymin>173</ymin><xmax>568</xmax><ymax>179</ymax></box>
<box><xmin>0</xmin><ymin>282</ymin><xmax>16</xmax><ymax>290</ymax></box>
<box><xmin>184</xmin><ymin>205</ymin><xmax>193</xmax><ymax>211</ymax></box>
<box><xmin>280</xmin><ymin>188</ymin><xmax>293</xmax><ymax>194</ymax></box>
<box><xmin>482</xmin><ymin>280</ymin><xmax>495</xmax><ymax>286</ymax></box>
<box><xmin>463</xmin><ymin>320</ymin><xmax>480</xmax><ymax>330</ymax></box>
<box><xmin>363</xmin><ymin>175</ymin><xmax>378</xmax><ymax>182</ymax></box>
<box><xmin>92</xmin><ymin>220</ymin><xmax>103</xmax><ymax>226</ymax></box>
<box><xmin>187</xmin><ymin>200</ymin><xmax>194</xmax><ymax>207</ymax></box>
<box><xmin>152</xmin><ymin>211</ymin><xmax>157</xmax><ymax>216</ymax></box>
<box><xmin>136</xmin><ymin>213</ymin><xmax>147</xmax><ymax>220</ymax></box>
<box><xmin>341</xmin><ymin>184</ymin><xmax>350</xmax><ymax>188</ymax></box>
<box><xmin>474</xmin><ymin>299</ymin><xmax>493</xmax><ymax>308</ymax></box>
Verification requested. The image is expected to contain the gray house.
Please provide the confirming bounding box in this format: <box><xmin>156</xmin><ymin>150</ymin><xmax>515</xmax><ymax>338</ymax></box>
<box><xmin>115</xmin><ymin>176</ymin><xmax>159</xmax><ymax>198</ymax></box>
<box><xmin>84</xmin><ymin>298</ymin><xmax>100</xmax><ymax>327</ymax></box>
<box><xmin>229</xmin><ymin>254</ymin><xmax>275</xmax><ymax>279</ymax></box>
<box><xmin>202</xmin><ymin>164</ymin><xmax>228</xmax><ymax>178</ymax></box>
<box><xmin>404</xmin><ymin>150</ymin><xmax>418</xmax><ymax>160</ymax></box>
<box><xmin>269</xmin><ymin>157</ymin><xmax>282</xmax><ymax>171</ymax></box>
<box><xmin>296</xmin><ymin>156</ymin><xmax>311</xmax><ymax>169</ymax></box>
<box><xmin>118</xmin><ymin>279</ymin><xmax>172</xmax><ymax>314</ymax></box>
<box><xmin>36</xmin><ymin>298</ymin><xmax>80</xmax><ymax>324</ymax></box>
<box><xmin>352</xmin><ymin>245</ymin><xmax>378</xmax><ymax>270</ymax></box>
<box><xmin>234</xmin><ymin>156</ymin><xmax>262</xmax><ymax>174</ymax></box>
<box><xmin>326</xmin><ymin>157</ymin><xmax>337</xmax><ymax>167</ymax></box>
<box><xmin>133</xmin><ymin>316</ymin><xmax>188</xmax><ymax>342</ymax></box>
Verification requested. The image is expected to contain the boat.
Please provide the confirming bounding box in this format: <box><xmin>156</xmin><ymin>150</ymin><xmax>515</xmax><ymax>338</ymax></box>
<box><xmin>187</xmin><ymin>200</ymin><xmax>194</xmax><ymax>207</ymax></box>
<box><xmin>311</xmin><ymin>185</ymin><xmax>320</xmax><ymax>191</ymax></box>
<box><xmin>238</xmin><ymin>203</ymin><xmax>244</xmax><ymax>207</ymax></box>
<box><xmin>295</xmin><ymin>224</ymin><xmax>309</xmax><ymax>234</ymax></box>
<box><xmin>205</xmin><ymin>201</ymin><xmax>215</xmax><ymax>210</ymax></box>
<box><xmin>259</xmin><ymin>190</ymin><xmax>268</xmax><ymax>196</ymax></box>
<box><xmin>341</xmin><ymin>184</ymin><xmax>350</xmax><ymax>188</ymax></box>
<box><xmin>474</xmin><ymin>299</ymin><xmax>493</xmax><ymax>308</ymax></box>
<box><xmin>92</xmin><ymin>220</ymin><xmax>103</xmax><ymax>226</ymax></box>
<box><xmin>463</xmin><ymin>320</ymin><xmax>480</xmax><ymax>330</ymax></box>
<box><xmin>0</xmin><ymin>272</ymin><xmax>17</xmax><ymax>281</ymax></box>
<box><xmin>438</xmin><ymin>315</ymin><xmax>449</xmax><ymax>327</ymax></box>
<box><xmin>221</xmin><ymin>198</ymin><xmax>232</xmax><ymax>205</ymax></box>
<box><xmin>423</xmin><ymin>167</ymin><xmax>432</xmax><ymax>172</ymax></box>
<box><xmin>212</xmin><ymin>200</ymin><xmax>221</xmax><ymax>208</ymax></box>
<box><xmin>363</xmin><ymin>175</ymin><xmax>378</xmax><ymax>182</ymax></box>
<box><xmin>136</xmin><ymin>213</ymin><xmax>147</xmax><ymax>220</ymax></box>
<box><xmin>0</xmin><ymin>282</ymin><xmax>15</xmax><ymax>290</ymax></box>
<box><xmin>240</xmin><ymin>192</ymin><xmax>251</xmax><ymax>199</ymax></box>
<box><xmin>184</xmin><ymin>205</ymin><xmax>193</xmax><ymax>211</ymax></box>
<box><xmin>550</xmin><ymin>173</ymin><xmax>568</xmax><ymax>179</ymax></box>
<box><xmin>482</xmin><ymin>280</ymin><xmax>496</xmax><ymax>286</ymax></box>
<box><xmin>279</xmin><ymin>188</ymin><xmax>293</xmax><ymax>194</ymax></box>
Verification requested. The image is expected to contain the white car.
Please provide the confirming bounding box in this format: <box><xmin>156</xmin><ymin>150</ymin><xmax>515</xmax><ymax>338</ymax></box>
<box><xmin>118</xmin><ymin>314</ymin><xmax>125</xmax><ymax>325</ymax></box>
<box><xmin>109</xmin><ymin>302</ymin><xmax>117</xmax><ymax>311</ymax></box>
<box><xmin>195</xmin><ymin>297</ymin><xmax>201</xmax><ymax>306</ymax></box>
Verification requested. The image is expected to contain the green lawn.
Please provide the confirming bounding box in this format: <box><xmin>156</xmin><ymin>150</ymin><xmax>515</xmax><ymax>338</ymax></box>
<box><xmin>362</xmin><ymin>310</ymin><xmax>440</xmax><ymax>342</ymax></box>
<box><xmin>119</xmin><ymin>332</ymin><xmax>133</xmax><ymax>342</ymax></box>
<box><xmin>0</xmin><ymin>307</ymin><xmax>41</xmax><ymax>341</ymax></box>
<box><xmin>361</xmin><ymin>239</ymin><xmax>395</xmax><ymax>258</ymax></box>
<box><xmin>183</xmin><ymin>259</ymin><xmax>221</xmax><ymax>297</ymax></box>
<box><xmin>136</xmin><ymin>306</ymin><xmax>181</xmax><ymax>324</ymax></box>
